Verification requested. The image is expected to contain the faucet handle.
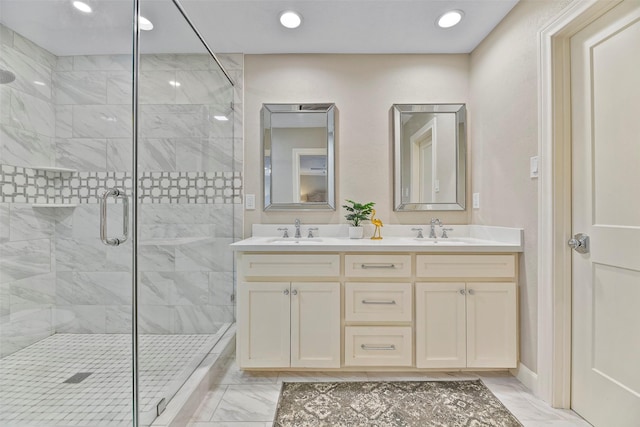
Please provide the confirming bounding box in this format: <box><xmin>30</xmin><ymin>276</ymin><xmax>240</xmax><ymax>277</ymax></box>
<box><xmin>411</xmin><ymin>227</ymin><xmax>424</xmax><ymax>238</ymax></box>
<box><xmin>277</xmin><ymin>227</ymin><xmax>289</xmax><ymax>238</ymax></box>
<box><xmin>441</xmin><ymin>227</ymin><xmax>453</xmax><ymax>238</ymax></box>
<box><xmin>307</xmin><ymin>227</ymin><xmax>319</xmax><ymax>238</ymax></box>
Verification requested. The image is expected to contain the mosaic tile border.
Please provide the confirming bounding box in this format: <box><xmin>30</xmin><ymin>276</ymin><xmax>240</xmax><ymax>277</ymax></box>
<box><xmin>0</xmin><ymin>164</ymin><xmax>242</xmax><ymax>204</ymax></box>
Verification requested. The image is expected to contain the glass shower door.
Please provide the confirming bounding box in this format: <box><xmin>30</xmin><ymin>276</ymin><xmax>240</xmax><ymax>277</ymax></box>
<box><xmin>135</xmin><ymin>1</ymin><xmax>237</xmax><ymax>425</ymax></box>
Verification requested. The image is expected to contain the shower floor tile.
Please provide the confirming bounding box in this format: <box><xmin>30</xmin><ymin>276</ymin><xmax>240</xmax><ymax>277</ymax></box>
<box><xmin>0</xmin><ymin>332</ymin><xmax>225</xmax><ymax>427</ymax></box>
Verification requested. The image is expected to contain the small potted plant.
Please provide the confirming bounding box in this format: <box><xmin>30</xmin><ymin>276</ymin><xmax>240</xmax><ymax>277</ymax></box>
<box><xmin>342</xmin><ymin>199</ymin><xmax>375</xmax><ymax>239</ymax></box>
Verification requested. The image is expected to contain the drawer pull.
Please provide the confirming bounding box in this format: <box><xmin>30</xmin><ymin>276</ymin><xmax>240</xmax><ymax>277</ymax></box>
<box><xmin>361</xmin><ymin>299</ymin><xmax>396</xmax><ymax>305</ymax></box>
<box><xmin>361</xmin><ymin>264</ymin><xmax>396</xmax><ymax>269</ymax></box>
<box><xmin>361</xmin><ymin>344</ymin><xmax>396</xmax><ymax>351</ymax></box>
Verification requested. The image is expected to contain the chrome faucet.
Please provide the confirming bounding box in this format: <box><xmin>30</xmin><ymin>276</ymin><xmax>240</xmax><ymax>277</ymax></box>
<box><xmin>429</xmin><ymin>218</ymin><xmax>442</xmax><ymax>238</ymax></box>
<box><xmin>294</xmin><ymin>219</ymin><xmax>302</xmax><ymax>238</ymax></box>
<box><xmin>412</xmin><ymin>227</ymin><xmax>424</xmax><ymax>238</ymax></box>
<box><xmin>441</xmin><ymin>227</ymin><xmax>453</xmax><ymax>238</ymax></box>
<box><xmin>307</xmin><ymin>227</ymin><xmax>319</xmax><ymax>238</ymax></box>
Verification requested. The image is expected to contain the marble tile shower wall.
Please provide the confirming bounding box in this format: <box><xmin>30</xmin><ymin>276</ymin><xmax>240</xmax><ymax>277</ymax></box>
<box><xmin>0</xmin><ymin>24</ymin><xmax>243</xmax><ymax>356</ymax></box>
<box><xmin>1</xmin><ymin>25</ymin><xmax>58</xmax><ymax>357</ymax></box>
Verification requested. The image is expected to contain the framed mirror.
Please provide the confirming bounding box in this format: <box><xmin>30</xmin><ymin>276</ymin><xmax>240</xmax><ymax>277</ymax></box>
<box><xmin>263</xmin><ymin>103</ymin><xmax>336</xmax><ymax>210</ymax></box>
<box><xmin>393</xmin><ymin>104</ymin><xmax>466</xmax><ymax>211</ymax></box>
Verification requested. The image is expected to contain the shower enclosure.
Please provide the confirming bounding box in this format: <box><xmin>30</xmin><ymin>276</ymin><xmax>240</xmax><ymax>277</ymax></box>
<box><xmin>0</xmin><ymin>0</ymin><xmax>240</xmax><ymax>425</ymax></box>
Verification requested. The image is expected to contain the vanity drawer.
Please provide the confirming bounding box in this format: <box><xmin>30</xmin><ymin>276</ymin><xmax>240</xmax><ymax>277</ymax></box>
<box><xmin>344</xmin><ymin>255</ymin><xmax>412</xmax><ymax>278</ymax></box>
<box><xmin>344</xmin><ymin>326</ymin><xmax>412</xmax><ymax>366</ymax></box>
<box><xmin>240</xmin><ymin>254</ymin><xmax>340</xmax><ymax>277</ymax></box>
<box><xmin>345</xmin><ymin>282</ymin><xmax>412</xmax><ymax>322</ymax></box>
<box><xmin>416</xmin><ymin>254</ymin><xmax>516</xmax><ymax>278</ymax></box>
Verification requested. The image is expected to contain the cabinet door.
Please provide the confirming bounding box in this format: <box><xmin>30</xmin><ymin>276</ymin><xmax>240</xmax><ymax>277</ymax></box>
<box><xmin>466</xmin><ymin>282</ymin><xmax>517</xmax><ymax>368</ymax></box>
<box><xmin>238</xmin><ymin>282</ymin><xmax>290</xmax><ymax>368</ymax></box>
<box><xmin>415</xmin><ymin>282</ymin><xmax>466</xmax><ymax>368</ymax></box>
<box><xmin>290</xmin><ymin>282</ymin><xmax>340</xmax><ymax>368</ymax></box>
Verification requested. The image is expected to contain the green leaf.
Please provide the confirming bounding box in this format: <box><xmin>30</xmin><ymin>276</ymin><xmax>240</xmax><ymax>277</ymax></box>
<box><xmin>342</xmin><ymin>199</ymin><xmax>376</xmax><ymax>226</ymax></box>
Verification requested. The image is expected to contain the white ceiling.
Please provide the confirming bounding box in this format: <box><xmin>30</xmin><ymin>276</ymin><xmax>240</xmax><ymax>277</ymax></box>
<box><xmin>0</xmin><ymin>0</ymin><xmax>518</xmax><ymax>56</ymax></box>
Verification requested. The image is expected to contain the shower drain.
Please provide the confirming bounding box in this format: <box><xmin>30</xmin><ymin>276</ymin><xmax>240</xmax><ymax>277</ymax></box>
<box><xmin>63</xmin><ymin>372</ymin><xmax>93</xmax><ymax>384</ymax></box>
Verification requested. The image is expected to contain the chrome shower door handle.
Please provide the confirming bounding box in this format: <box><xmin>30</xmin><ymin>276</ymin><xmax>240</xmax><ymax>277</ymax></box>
<box><xmin>100</xmin><ymin>188</ymin><xmax>129</xmax><ymax>246</ymax></box>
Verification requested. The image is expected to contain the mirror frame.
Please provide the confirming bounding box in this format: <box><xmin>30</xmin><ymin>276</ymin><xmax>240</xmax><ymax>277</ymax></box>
<box><xmin>262</xmin><ymin>103</ymin><xmax>336</xmax><ymax>211</ymax></box>
<box><xmin>393</xmin><ymin>103</ymin><xmax>466</xmax><ymax>211</ymax></box>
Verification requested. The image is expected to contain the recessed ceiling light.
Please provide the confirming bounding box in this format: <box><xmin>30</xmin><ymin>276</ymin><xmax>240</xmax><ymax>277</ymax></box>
<box><xmin>214</xmin><ymin>115</ymin><xmax>229</xmax><ymax>121</ymax></box>
<box><xmin>169</xmin><ymin>80</ymin><xmax>181</xmax><ymax>87</ymax></box>
<box><xmin>72</xmin><ymin>1</ymin><xmax>92</xmax><ymax>14</ymax></box>
<box><xmin>139</xmin><ymin>16</ymin><xmax>154</xmax><ymax>31</ymax></box>
<box><xmin>280</xmin><ymin>11</ymin><xmax>302</xmax><ymax>29</ymax></box>
<box><xmin>437</xmin><ymin>10</ymin><xmax>464</xmax><ymax>28</ymax></box>
<box><xmin>33</xmin><ymin>81</ymin><xmax>46</xmax><ymax>86</ymax></box>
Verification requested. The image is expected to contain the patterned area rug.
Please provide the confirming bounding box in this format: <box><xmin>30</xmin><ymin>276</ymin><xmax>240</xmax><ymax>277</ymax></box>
<box><xmin>273</xmin><ymin>380</ymin><xmax>523</xmax><ymax>427</ymax></box>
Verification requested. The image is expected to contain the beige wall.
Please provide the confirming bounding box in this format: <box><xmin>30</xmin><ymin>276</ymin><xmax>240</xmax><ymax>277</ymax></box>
<box><xmin>244</xmin><ymin>0</ymin><xmax>574</xmax><ymax>374</ymax></box>
<box><xmin>244</xmin><ymin>54</ymin><xmax>470</xmax><ymax>236</ymax></box>
<box><xmin>470</xmin><ymin>0</ymin><xmax>572</xmax><ymax>373</ymax></box>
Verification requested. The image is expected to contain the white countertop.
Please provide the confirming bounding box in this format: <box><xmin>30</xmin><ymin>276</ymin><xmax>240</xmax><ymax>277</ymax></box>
<box><xmin>231</xmin><ymin>224</ymin><xmax>523</xmax><ymax>253</ymax></box>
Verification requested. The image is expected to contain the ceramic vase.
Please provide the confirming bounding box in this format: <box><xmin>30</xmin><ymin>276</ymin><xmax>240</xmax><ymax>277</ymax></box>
<box><xmin>348</xmin><ymin>226</ymin><xmax>364</xmax><ymax>239</ymax></box>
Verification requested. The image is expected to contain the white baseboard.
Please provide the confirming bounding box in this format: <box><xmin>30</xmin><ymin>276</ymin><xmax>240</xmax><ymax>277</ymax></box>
<box><xmin>510</xmin><ymin>363</ymin><xmax>539</xmax><ymax>396</ymax></box>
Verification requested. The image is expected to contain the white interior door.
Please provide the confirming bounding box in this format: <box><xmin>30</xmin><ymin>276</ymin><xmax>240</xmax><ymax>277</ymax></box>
<box><xmin>570</xmin><ymin>1</ymin><xmax>640</xmax><ymax>425</ymax></box>
<box><xmin>419</xmin><ymin>139</ymin><xmax>434</xmax><ymax>202</ymax></box>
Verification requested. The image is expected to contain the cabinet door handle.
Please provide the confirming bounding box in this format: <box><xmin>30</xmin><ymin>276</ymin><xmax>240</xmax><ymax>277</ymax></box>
<box><xmin>468</xmin><ymin>289</ymin><xmax>475</xmax><ymax>295</ymax></box>
<box><xmin>361</xmin><ymin>344</ymin><xmax>396</xmax><ymax>351</ymax></box>
<box><xmin>361</xmin><ymin>299</ymin><xmax>396</xmax><ymax>305</ymax></box>
<box><xmin>283</xmin><ymin>289</ymin><xmax>289</xmax><ymax>296</ymax></box>
<box><xmin>361</xmin><ymin>264</ymin><xmax>395</xmax><ymax>269</ymax></box>
<box><xmin>291</xmin><ymin>289</ymin><xmax>298</xmax><ymax>296</ymax></box>
<box><xmin>459</xmin><ymin>289</ymin><xmax>465</xmax><ymax>295</ymax></box>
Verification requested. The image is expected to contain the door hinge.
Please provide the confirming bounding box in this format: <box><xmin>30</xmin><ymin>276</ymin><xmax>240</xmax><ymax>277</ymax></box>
<box><xmin>157</xmin><ymin>398</ymin><xmax>167</xmax><ymax>416</ymax></box>
<box><xmin>230</xmin><ymin>293</ymin><xmax>235</xmax><ymax>303</ymax></box>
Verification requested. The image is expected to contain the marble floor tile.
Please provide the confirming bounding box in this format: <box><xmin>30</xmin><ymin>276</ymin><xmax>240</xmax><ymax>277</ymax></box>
<box><xmin>210</xmin><ymin>356</ymin><xmax>279</xmax><ymax>385</ymax></box>
<box><xmin>189</xmin><ymin>423</ymin><xmax>271</xmax><ymax>427</ymax></box>
<box><xmin>498</xmin><ymin>394</ymin><xmax>586</xmax><ymax>423</ymax></box>
<box><xmin>521</xmin><ymin>420</ymin><xmax>592</xmax><ymax>427</ymax></box>
<box><xmin>210</xmin><ymin>384</ymin><xmax>281</xmax><ymax>423</ymax></box>
<box><xmin>277</xmin><ymin>371</ymin><xmax>368</xmax><ymax>384</ymax></box>
<box><xmin>190</xmin><ymin>385</ymin><xmax>227</xmax><ymax>422</ymax></box>
<box><xmin>366</xmin><ymin>370</ymin><xmax>480</xmax><ymax>382</ymax></box>
<box><xmin>188</xmin><ymin>350</ymin><xmax>591</xmax><ymax>427</ymax></box>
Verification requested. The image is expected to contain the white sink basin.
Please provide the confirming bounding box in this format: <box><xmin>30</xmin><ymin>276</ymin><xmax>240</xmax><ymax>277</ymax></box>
<box><xmin>267</xmin><ymin>238</ymin><xmax>324</xmax><ymax>244</ymax></box>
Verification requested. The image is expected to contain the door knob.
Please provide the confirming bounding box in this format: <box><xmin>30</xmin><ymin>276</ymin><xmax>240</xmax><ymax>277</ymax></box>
<box><xmin>568</xmin><ymin>233</ymin><xmax>589</xmax><ymax>254</ymax></box>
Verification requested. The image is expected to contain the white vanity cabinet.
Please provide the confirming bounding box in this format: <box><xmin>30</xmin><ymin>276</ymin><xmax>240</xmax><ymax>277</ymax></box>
<box><xmin>343</xmin><ymin>254</ymin><xmax>414</xmax><ymax>367</ymax></box>
<box><xmin>415</xmin><ymin>255</ymin><xmax>518</xmax><ymax>369</ymax></box>
<box><xmin>237</xmin><ymin>255</ymin><xmax>341</xmax><ymax>369</ymax></box>
<box><xmin>236</xmin><ymin>251</ymin><xmax>519</xmax><ymax>371</ymax></box>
